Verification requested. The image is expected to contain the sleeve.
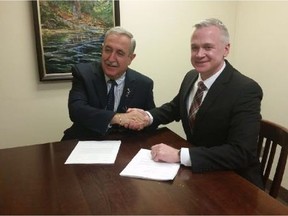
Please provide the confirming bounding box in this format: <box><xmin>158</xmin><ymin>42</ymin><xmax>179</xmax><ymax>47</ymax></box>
<box><xmin>149</xmin><ymin>93</ymin><xmax>182</xmax><ymax>128</ymax></box>
<box><xmin>68</xmin><ymin>65</ymin><xmax>115</xmax><ymax>135</ymax></box>
<box><xmin>143</xmin><ymin>78</ymin><xmax>156</xmax><ymax>110</ymax></box>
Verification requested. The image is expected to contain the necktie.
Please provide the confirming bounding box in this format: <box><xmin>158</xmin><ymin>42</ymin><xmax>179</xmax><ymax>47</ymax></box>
<box><xmin>189</xmin><ymin>81</ymin><xmax>207</xmax><ymax>128</ymax></box>
<box><xmin>106</xmin><ymin>80</ymin><xmax>117</xmax><ymax>111</ymax></box>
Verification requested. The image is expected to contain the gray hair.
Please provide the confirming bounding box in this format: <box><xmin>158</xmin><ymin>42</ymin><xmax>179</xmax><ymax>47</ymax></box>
<box><xmin>104</xmin><ymin>26</ymin><xmax>136</xmax><ymax>55</ymax></box>
<box><xmin>194</xmin><ymin>18</ymin><xmax>230</xmax><ymax>44</ymax></box>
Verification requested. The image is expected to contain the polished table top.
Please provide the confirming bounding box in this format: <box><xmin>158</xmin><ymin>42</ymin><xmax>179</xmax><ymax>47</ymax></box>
<box><xmin>0</xmin><ymin>127</ymin><xmax>288</xmax><ymax>215</ymax></box>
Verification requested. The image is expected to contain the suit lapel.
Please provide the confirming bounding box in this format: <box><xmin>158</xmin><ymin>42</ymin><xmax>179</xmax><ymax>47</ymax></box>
<box><xmin>181</xmin><ymin>72</ymin><xmax>199</xmax><ymax>129</ymax></box>
<box><xmin>183</xmin><ymin>73</ymin><xmax>198</xmax><ymax>102</ymax></box>
<box><xmin>196</xmin><ymin>62</ymin><xmax>233</xmax><ymax>121</ymax></box>
<box><xmin>93</xmin><ymin>63</ymin><xmax>108</xmax><ymax>108</ymax></box>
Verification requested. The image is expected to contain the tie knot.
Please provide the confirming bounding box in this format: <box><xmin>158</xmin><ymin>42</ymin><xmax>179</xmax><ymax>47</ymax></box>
<box><xmin>198</xmin><ymin>81</ymin><xmax>207</xmax><ymax>91</ymax></box>
<box><xmin>109</xmin><ymin>79</ymin><xmax>117</xmax><ymax>86</ymax></box>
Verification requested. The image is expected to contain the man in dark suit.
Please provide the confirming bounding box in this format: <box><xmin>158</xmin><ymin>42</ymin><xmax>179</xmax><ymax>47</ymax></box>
<box><xmin>128</xmin><ymin>18</ymin><xmax>264</xmax><ymax>189</ymax></box>
<box><xmin>62</xmin><ymin>27</ymin><xmax>155</xmax><ymax>141</ymax></box>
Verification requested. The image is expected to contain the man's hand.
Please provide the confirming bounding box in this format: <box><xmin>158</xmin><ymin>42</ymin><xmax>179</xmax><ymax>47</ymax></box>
<box><xmin>151</xmin><ymin>143</ymin><xmax>180</xmax><ymax>163</ymax></box>
<box><xmin>111</xmin><ymin>108</ymin><xmax>150</xmax><ymax>130</ymax></box>
<box><xmin>124</xmin><ymin>108</ymin><xmax>150</xmax><ymax>130</ymax></box>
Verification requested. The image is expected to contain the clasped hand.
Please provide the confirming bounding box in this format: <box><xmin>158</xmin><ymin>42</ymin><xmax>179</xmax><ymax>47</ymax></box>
<box><xmin>120</xmin><ymin>108</ymin><xmax>150</xmax><ymax>130</ymax></box>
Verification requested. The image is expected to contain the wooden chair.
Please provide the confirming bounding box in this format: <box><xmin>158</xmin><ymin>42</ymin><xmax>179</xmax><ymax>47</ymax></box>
<box><xmin>257</xmin><ymin>119</ymin><xmax>288</xmax><ymax>199</ymax></box>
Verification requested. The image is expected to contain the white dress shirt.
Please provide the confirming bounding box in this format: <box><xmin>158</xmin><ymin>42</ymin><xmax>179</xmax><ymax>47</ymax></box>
<box><xmin>180</xmin><ymin>62</ymin><xmax>226</xmax><ymax>166</ymax></box>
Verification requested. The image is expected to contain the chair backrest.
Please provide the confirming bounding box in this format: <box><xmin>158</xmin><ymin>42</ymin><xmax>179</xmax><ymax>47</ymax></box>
<box><xmin>257</xmin><ymin>119</ymin><xmax>288</xmax><ymax>198</ymax></box>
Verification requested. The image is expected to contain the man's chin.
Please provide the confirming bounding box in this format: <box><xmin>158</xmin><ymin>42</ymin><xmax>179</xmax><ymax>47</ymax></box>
<box><xmin>105</xmin><ymin>70</ymin><xmax>119</xmax><ymax>78</ymax></box>
<box><xmin>194</xmin><ymin>67</ymin><xmax>207</xmax><ymax>73</ymax></box>
<box><xmin>104</xmin><ymin>67</ymin><xmax>117</xmax><ymax>73</ymax></box>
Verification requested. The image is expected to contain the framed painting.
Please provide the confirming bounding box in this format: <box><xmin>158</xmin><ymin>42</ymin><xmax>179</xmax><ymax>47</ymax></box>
<box><xmin>32</xmin><ymin>0</ymin><xmax>120</xmax><ymax>81</ymax></box>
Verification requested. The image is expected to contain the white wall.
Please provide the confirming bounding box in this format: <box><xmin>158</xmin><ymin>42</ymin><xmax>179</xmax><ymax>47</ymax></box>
<box><xmin>234</xmin><ymin>1</ymin><xmax>288</xmax><ymax>128</ymax></box>
<box><xmin>0</xmin><ymin>1</ymin><xmax>72</xmax><ymax>148</ymax></box>
<box><xmin>0</xmin><ymin>1</ymin><xmax>287</xmax><ymax>187</ymax></box>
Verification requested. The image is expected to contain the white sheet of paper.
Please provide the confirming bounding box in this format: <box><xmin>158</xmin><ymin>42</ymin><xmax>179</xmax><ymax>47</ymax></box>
<box><xmin>65</xmin><ymin>140</ymin><xmax>121</xmax><ymax>164</ymax></box>
<box><xmin>120</xmin><ymin>148</ymin><xmax>180</xmax><ymax>181</ymax></box>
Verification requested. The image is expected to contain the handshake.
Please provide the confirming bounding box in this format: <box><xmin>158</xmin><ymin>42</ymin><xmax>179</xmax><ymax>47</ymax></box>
<box><xmin>111</xmin><ymin>108</ymin><xmax>151</xmax><ymax>131</ymax></box>
<box><xmin>111</xmin><ymin>108</ymin><xmax>181</xmax><ymax>164</ymax></box>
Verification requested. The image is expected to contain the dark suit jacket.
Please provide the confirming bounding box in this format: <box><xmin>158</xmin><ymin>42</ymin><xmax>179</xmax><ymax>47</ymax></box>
<box><xmin>62</xmin><ymin>61</ymin><xmax>155</xmax><ymax>140</ymax></box>
<box><xmin>149</xmin><ymin>60</ymin><xmax>264</xmax><ymax>189</ymax></box>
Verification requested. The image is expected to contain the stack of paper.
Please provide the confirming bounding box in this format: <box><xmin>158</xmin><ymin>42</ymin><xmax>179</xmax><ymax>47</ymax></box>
<box><xmin>120</xmin><ymin>149</ymin><xmax>180</xmax><ymax>181</ymax></box>
<box><xmin>65</xmin><ymin>140</ymin><xmax>121</xmax><ymax>164</ymax></box>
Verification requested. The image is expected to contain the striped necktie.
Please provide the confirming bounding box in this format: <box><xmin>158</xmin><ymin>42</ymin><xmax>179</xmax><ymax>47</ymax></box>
<box><xmin>189</xmin><ymin>81</ymin><xmax>207</xmax><ymax>128</ymax></box>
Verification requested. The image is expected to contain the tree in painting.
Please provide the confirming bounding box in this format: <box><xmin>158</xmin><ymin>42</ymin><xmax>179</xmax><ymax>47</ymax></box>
<box><xmin>39</xmin><ymin>0</ymin><xmax>115</xmax><ymax>74</ymax></box>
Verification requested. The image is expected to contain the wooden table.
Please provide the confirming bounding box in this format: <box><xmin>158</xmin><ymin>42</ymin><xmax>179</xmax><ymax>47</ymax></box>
<box><xmin>0</xmin><ymin>127</ymin><xmax>287</xmax><ymax>214</ymax></box>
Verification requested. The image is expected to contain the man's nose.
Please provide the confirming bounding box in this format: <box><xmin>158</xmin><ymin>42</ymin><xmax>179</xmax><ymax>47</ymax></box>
<box><xmin>196</xmin><ymin>48</ymin><xmax>205</xmax><ymax>57</ymax></box>
<box><xmin>107</xmin><ymin>51</ymin><xmax>117</xmax><ymax>61</ymax></box>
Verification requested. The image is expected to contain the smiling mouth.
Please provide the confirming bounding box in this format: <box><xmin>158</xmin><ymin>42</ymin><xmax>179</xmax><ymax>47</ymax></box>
<box><xmin>195</xmin><ymin>61</ymin><xmax>207</xmax><ymax>65</ymax></box>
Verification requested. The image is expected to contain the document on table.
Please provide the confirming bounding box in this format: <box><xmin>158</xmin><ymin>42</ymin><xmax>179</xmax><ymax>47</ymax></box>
<box><xmin>120</xmin><ymin>148</ymin><xmax>180</xmax><ymax>181</ymax></box>
<box><xmin>65</xmin><ymin>140</ymin><xmax>121</xmax><ymax>164</ymax></box>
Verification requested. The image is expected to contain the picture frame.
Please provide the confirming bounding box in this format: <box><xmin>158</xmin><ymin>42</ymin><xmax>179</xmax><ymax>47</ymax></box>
<box><xmin>32</xmin><ymin>0</ymin><xmax>120</xmax><ymax>81</ymax></box>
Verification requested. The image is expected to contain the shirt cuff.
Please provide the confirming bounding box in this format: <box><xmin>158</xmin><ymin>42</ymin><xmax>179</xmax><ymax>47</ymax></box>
<box><xmin>145</xmin><ymin>111</ymin><xmax>153</xmax><ymax>125</ymax></box>
<box><xmin>180</xmin><ymin>147</ymin><xmax>192</xmax><ymax>167</ymax></box>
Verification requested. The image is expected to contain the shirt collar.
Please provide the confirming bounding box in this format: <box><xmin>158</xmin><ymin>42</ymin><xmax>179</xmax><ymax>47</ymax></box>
<box><xmin>105</xmin><ymin>72</ymin><xmax>126</xmax><ymax>85</ymax></box>
<box><xmin>197</xmin><ymin>61</ymin><xmax>226</xmax><ymax>90</ymax></box>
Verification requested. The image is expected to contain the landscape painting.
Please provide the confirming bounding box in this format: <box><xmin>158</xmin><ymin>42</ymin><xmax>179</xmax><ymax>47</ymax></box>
<box><xmin>32</xmin><ymin>0</ymin><xmax>120</xmax><ymax>81</ymax></box>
